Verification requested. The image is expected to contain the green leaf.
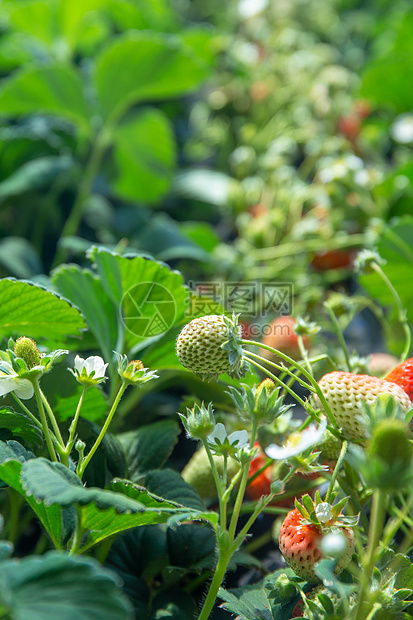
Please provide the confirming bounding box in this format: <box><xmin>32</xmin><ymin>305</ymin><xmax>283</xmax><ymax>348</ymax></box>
<box><xmin>0</xmin><ymin>407</ymin><xmax>43</xmax><ymax>448</ymax></box>
<box><xmin>119</xmin><ymin>419</ymin><xmax>180</xmax><ymax>479</ymax></box>
<box><xmin>109</xmin><ymin>108</ymin><xmax>176</xmax><ymax>204</ymax></box>
<box><xmin>0</xmin><ymin>65</ymin><xmax>91</xmax><ymax>131</ymax></box>
<box><xmin>89</xmin><ymin>246</ymin><xmax>189</xmax><ymax>349</ymax></box>
<box><xmin>167</xmin><ymin>523</ymin><xmax>215</xmax><ymax>570</ymax></box>
<box><xmin>20</xmin><ymin>460</ymin><xmax>213</xmax><ymax>551</ymax></box>
<box><xmin>132</xmin><ymin>214</ymin><xmax>212</xmax><ymax>263</ymax></box>
<box><xmin>5</xmin><ymin>0</ymin><xmax>57</xmax><ymax>47</ymax></box>
<box><xmin>0</xmin><ymin>441</ymin><xmax>64</xmax><ymax>548</ymax></box>
<box><xmin>0</xmin><ymin>238</ymin><xmax>42</xmax><ymax>279</ymax></box>
<box><xmin>58</xmin><ymin>0</ymin><xmax>111</xmax><ymax>51</ymax></box>
<box><xmin>94</xmin><ymin>31</ymin><xmax>208</xmax><ymax>121</ymax></box>
<box><xmin>218</xmin><ymin>584</ymin><xmax>274</xmax><ymax>620</ymax></box>
<box><xmin>144</xmin><ymin>469</ymin><xmax>205</xmax><ymax>511</ymax></box>
<box><xmin>107</xmin><ymin>0</ymin><xmax>179</xmax><ymax>32</ymax></box>
<box><xmin>0</xmin><ymin>278</ymin><xmax>86</xmax><ymax>342</ymax></box>
<box><xmin>0</xmin><ymin>551</ymin><xmax>133</xmax><ymax>619</ymax></box>
<box><xmin>52</xmin><ymin>265</ymin><xmax>118</xmax><ymax>360</ymax></box>
<box><xmin>361</xmin><ymin>13</ymin><xmax>413</xmax><ymax>113</ymax></box>
<box><xmin>0</xmin><ymin>155</ymin><xmax>73</xmax><ymax>198</ymax></box>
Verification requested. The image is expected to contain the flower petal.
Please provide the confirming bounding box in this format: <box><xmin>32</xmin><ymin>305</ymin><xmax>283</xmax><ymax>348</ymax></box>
<box><xmin>0</xmin><ymin>376</ymin><xmax>34</xmax><ymax>399</ymax></box>
<box><xmin>228</xmin><ymin>429</ymin><xmax>249</xmax><ymax>447</ymax></box>
<box><xmin>74</xmin><ymin>355</ymin><xmax>85</xmax><ymax>373</ymax></box>
<box><xmin>208</xmin><ymin>422</ymin><xmax>227</xmax><ymax>444</ymax></box>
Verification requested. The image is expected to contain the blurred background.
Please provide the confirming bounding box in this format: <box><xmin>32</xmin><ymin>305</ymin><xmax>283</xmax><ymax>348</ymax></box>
<box><xmin>0</xmin><ymin>0</ymin><xmax>412</xmax><ymax>355</ymax></box>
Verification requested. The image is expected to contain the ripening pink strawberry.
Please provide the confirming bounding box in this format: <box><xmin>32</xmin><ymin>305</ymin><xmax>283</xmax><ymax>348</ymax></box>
<box><xmin>279</xmin><ymin>496</ymin><xmax>355</xmax><ymax>584</ymax></box>
<box><xmin>316</xmin><ymin>371</ymin><xmax>411</xmax><ymax>442</ymax></box>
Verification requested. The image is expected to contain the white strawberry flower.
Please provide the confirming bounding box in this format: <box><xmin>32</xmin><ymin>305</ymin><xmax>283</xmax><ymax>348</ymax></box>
<box><xmin>70</xmin><ymin>355</ymin><xmax>108</xmax><ymax>386</ymax></box>
<box><xmin>265</xmin><ymin>418</ymin><xmax>327</xmax><ymax>460</ymax></box>
<box><xmin>207</xmin><ymin>422</ymin><xmax>249</xmax><ymax>457</ymax></box>
<box><xmin>0</xmin><ymin>362</ymin><xmax>34</xmax><ymax>400</ymax></box>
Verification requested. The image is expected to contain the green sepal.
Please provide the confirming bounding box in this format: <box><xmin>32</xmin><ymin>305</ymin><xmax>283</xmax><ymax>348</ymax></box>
<box><xmin>331</xmin><ymin>496</ymin><xmax>349</xmax><ymax>518</ymax></box>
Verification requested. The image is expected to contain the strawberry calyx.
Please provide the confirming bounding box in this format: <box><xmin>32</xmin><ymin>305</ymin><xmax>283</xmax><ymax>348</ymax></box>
<box><xmin>295</xmin><ymin>492</ymin><xmax>359</xmax><ymax>530</ymax></box>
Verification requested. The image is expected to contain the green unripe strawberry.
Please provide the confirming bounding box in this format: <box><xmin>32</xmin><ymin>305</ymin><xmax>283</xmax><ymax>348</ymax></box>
<box><xmin>316</xmin><ymin>429</ymin><xmax>342</xmax><ymax>461</ymax></box>
<box><xmin>368</xmin><ymin>419</ymin><xmax>412</xmax><ymax>466</ymax></box>
<box><xmin>14</xmin><ymin>336</ymin><xmax>41</xmax><ymax>369</ymax></box>
<box><xmin>176</xmin><ymin>315</ymin><xmax>245</xmax><ymax>380</ymax></box>
<box><xmin>181</xmin><ymin>447</ymin><xmax>240</xmax><ymax>501</ymax></box>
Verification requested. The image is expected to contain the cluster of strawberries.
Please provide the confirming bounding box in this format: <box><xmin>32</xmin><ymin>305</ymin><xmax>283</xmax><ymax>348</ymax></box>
<box><xmin>256</xmin><ymin>358</ymin><xmax>413</xmax><ymax>589</ymax></box>
<box><xmin>176</xmin><ymin>314</ymin><xmax>413</xmax><ymax>596</ymax></box>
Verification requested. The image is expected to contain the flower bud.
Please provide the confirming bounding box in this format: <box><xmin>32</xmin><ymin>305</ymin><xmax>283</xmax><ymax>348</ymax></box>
<box><xmin>14</xmin><ymin>337</ymin><xmax>41</xmax><ymax>369</ymax></box>
<box><xmin>266</xmin><ymin>573</ymin><xmax>297</xmax><ymax>602</ymax></box>
<box><xmin>179</xmin><ymin>402</ymin><xmax>216</xmax><ymax>440</ymax></box>
<box><xmin>368</xmin><ymin>419</ymin><xmax>412</xmax><ymax>466</ymax></box>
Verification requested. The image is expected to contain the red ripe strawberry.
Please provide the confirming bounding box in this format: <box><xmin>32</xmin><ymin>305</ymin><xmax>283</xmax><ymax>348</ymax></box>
<box><xmin>279</xmin><ymin>496</ymin><xmax>355</xmax><ymax>584</ymax></box>
<box><xmin>385</xmin><ymin>358</ymin><xmax>413</xmax><ymax>401</ymax></box>
<box><xmin>311</xmin><ymin>249</ymin><xmax>355</xmax><ymax>272</ymax></box>
<box><xmin>336</xmin><ymin>113</ymin><xmax>361</xmax><ymax>143</ymax></box>
<box><xmin>246</xmin><ymin>444</ymin><xmax>272</xmax><ymax>500</ymax></box>
<box><xmin>316</xmin><ymin>371</ymin><xmax>412</xmax><ymax>441</ymax></box>
<box><xmin>261</xmin><ymin>316</ymin><xmax>309</xmax><ymax>362</ymax></box>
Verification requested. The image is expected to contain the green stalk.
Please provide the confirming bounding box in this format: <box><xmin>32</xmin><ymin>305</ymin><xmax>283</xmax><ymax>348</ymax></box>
<box><xmin>242</xmin><ymin>340</ymin><xmax>339</xmax><ymax>429</ymax></box>
<box><xmin>32</xmin><ymin>379</ymin><xmax>57</xmax><ymax>462</ymax></box>
<box><xmin>324</xmin><ymin>303</ymin><xmax>352</xmax><ymax>372</ymax></box>
<box><xmin>249</xmin><ymin>233</ymin><xmax>366</xmax><ymax>261</ymax></box>
<box><xmin>66</xmin><ymin>385</ymin><xmax>88</xmax><ymax>453</ymax></box>
<box><xmin>325</xmin><ymin>440</ymin><xmax>347</xmax><ymax>503</ymax></box>
<box><xmin>371</xmin><ymin>263</ymin><xmax>411</xmax><ymax>361</ymax></box>
<box><xmin>354</xmin><ymin>489</ymin><xmax>387</xmax><ymax>620</ymax></box>
<box><xmin>40</xmin><ymin>389</ymin><xmax>65</xmax><ymax>448</ymax></box>
<box><xmin>244</xmin><ymin>354</ymin><xmax>311</xmax><ymax>410</ymax></box>
<box><xmin>197</xmin><ymin>539</ymin><xmax>233</xmax><ymax>620</ymax></box>
<box><xmin>228</xmin><ymin>420</ymin><xmax>258</xmax><ymax>541</ymax></box>
<box><xmin>77</xmin><ymin>382</ymin><xmax>127</xmax><ymax>478</ymax></box>
<box><xmin>11</xmin><ymin>393</ymin><xmax>43</xmax><ymax>430</ymax></box>
<box><xmin>202</xmin><ymin>439</ymin><xmax>226</xmax><ymax>530</ymax></box>
<box><xmin>297</xmin><ymin>334</ymin><xmax>314</xmax><ymax>376</ymax></box>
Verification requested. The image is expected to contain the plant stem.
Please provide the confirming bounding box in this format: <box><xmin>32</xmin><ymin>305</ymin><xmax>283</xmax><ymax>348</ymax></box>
<box><xmin>228</xmin><ymin>420</ymin><xmax>258</xmax><ymax>541</ymax></box>
<box><xmin>5</xmin><ymin>489</ymin><xmax>21</xmax><ymax>544</ymax></box>
<box><xmin>66</xmin><ymin>385</ymin><xmax>88</xmax><ymax>453</ymax></box>
<box><xmin>77</xmin><ymin>382</ymin><xmax>127</xmax><ymax>478</ymax></box>
<box><xmin>197</xmin><ymin>541</ymin><xmax>233</xmax><ymax>620</ymax></box>
<box><xmin>202</xmin><ymin>439</ymin><xmax>226</xmax><ymax>530</ymax></box>
<box><xmin>297</xmin><ymin>334</ymin><xmax>313</xmax><ymax>376</ymax></box>
<box><xmin>32</xmin><ymin>380</ymin><xmax>57</xmax><ymax>462</ymax></box>
<box><xmin>244</xmin><ymin>354</ymin><xmax>310</xmax><ymax>410</ymax></box>
<box><xmin>40</xmin><ymin>389</ymin><xmax>65</xmax><ymax>447</ymax></box>
<box><xmin>11</xmin><ymin>393</ymin><xmax>43</xmax><ymax>430</ymax></box>
<box><xmin>249</xmin><ymin>233</ymin><xmax>366</xmax><ymax>261</ymax></box>
<box><xmin>325</xmin><ymin>440</ymin><xmax>347</xmax><ymax>503</ymax></box>
<box><xmin>354</xmin><ymin>489</ymin><xmax>387</xmax><ymax>620</ymax></box>
<box><xmin>242</xmin><ymin>340</ymin><xmax>339</xmax><ymax>430</ymax></box>
<box><xmin>324</xmin><ymin>303</ymin><xmax>352</xmax><ymax>372</ymax></box>
<box><xmin>371</xmin><ymin>263</ymin><xmax>411</xmax><ymax>361</ymax></box>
